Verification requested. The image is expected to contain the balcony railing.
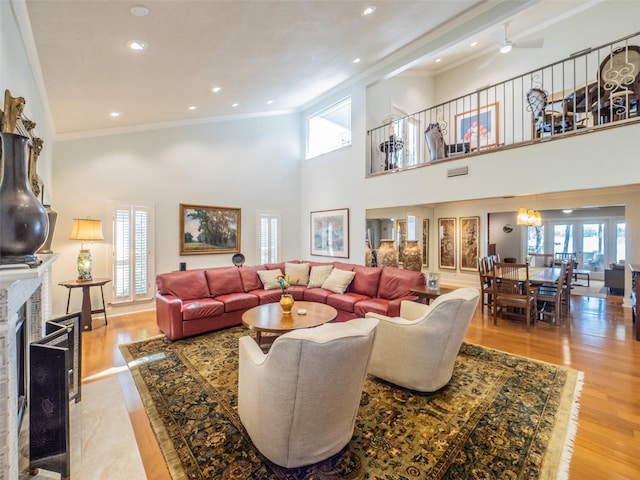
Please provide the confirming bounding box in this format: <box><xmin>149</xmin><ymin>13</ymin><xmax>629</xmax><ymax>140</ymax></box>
<box><xmin>367</xmin><ymin>31</ymin><xmax>640</xmax><ymax>177</ymax></box>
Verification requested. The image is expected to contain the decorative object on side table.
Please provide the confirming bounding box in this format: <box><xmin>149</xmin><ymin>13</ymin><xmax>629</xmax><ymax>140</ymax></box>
<box><xmin>69</xmin><ymin>218</ymin><xmax>104</xmax><ymax>281</ymax></box>
<box><xmin>377</xmin><ymin>239</ymin><xmax>398</xmax><ymax>267</ymax></box>
<box><xmin>232</xmin><ymin>252</ymin><xmax>245</xmax><ymax>267</ymax></box>
<box><xmin>0</xmin><ymin>90</ymin><xmax>48</xmax><ymax>267</ymax></box>
<box><xmin>403</xmin><ymin>240</ymin><xmax>422</xmax><ymax>271</ymax></box>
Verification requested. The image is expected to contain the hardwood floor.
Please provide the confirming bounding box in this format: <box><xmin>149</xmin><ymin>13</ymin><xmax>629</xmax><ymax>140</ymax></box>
<box><xmin>82</xmin><ymin>294</ymin><xmax>640</xmax><ymax>479</ymax></box>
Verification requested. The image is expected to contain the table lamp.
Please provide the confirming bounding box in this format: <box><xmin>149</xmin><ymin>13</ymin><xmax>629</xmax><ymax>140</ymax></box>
<box><xmin>70</xmin><ymin>218</ymin><xmax>104</xmax><ymax>281</ymax></box>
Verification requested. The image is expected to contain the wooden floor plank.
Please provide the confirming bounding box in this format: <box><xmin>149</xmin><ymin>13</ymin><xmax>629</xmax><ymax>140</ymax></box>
<box><xmin>81</xmin><ymin>293</ymin><xmax>640</xmax><ymax>479</ymax></box>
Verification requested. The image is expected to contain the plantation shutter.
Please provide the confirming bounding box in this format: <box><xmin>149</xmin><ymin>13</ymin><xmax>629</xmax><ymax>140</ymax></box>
<box><xmin>112</xmin><ymin>202</ymin><xmax>154</xmax><ymax>303</ymax></box>
<box><xmin>257</xmin><ymin>212</ymin><xmax>280</xmax><ymax>264</ymax></box>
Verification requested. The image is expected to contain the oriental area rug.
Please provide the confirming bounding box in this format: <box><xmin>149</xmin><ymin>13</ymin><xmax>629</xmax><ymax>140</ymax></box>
<box><xmin>120</xmin><ymin>326</ymin><xmax>583</xmax><ymax>480</ymax></box>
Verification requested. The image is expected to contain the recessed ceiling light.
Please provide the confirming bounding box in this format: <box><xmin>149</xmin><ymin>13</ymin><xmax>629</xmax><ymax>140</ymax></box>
<box><xmin>266</xmin><ymin>100</ymin><xmax>274</xmax><ymax>105</ymax></box>
<box><xmin>562</xmin><ymin>209</ymin><xmax>573</xmax><ymax>214</ymax></box>
<box><xmin>435</xmin><ymin>58</ymin><xmax>442</xmax><ymax>63</ymax></box>
<box><xmin>188</xmin><ymin>106</ymin><xmax>197</xmax><ymax>111</ymax></box>
<box><xmin>470</xmin><ymin>41</ymin><xmax>478</xmax><ymax>47</ymax></box>
<box><xmin>353</xmin><ymin>58</ymin><xmax>361</xmax><ymax>64</ymax></box>
<box><xmin>362</xmin><ymin>6</ymin><xmax>376</xmax><ymax>16</ymax></box>
<box><xmin>211</xmin><ymin>87</ymin><xmax>221</xmax><ymax>93</ymax></box>
<box><xmin>232</xmin><ymin>103</ymin><xmax>239</xmax><ymax>107</ymax></box>
<box><xmin>126</xmin><ymin>40</ymin><xmax>147</xmax><ymax>51</ymax></box>
<box><xmin>130</xmin><ymin>5</ymin><xmax>149</xmax><ymax>17</ymax></box>
<box><xmin>110</xmin><ymin>112</ymin><xmax>120</xmax><ymax>117</ymax></box>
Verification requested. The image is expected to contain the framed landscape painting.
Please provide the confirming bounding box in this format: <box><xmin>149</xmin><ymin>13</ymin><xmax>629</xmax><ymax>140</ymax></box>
<box><xmin>455</xmin><ymin>102</ymin><xmax>499</xmax><ymax>149</ymax></box>
<box><xmin>438</xmin><ymin>217</ymin><xmax>456</xmax><ymax>270</ymax></box>
<box><xmin>180</xmin><ymin>204</ymin><xmax>241</xmax><ymax>255</ymax></box>
<box><xmin>311</xmin><ymin>208</ymin><xmax>349</xmax><ymax>257</ymax></box>
<box><xmin>460</xmin><ymin>216</ymin><xmax>480</xmax><ymax>271</ymax></box>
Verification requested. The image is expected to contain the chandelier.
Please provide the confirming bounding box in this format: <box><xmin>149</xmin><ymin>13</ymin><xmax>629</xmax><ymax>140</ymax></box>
<box><xmin>516</xmin><ymin>208</ymin><xmax>542</xmax><ymax>226</ymax></box>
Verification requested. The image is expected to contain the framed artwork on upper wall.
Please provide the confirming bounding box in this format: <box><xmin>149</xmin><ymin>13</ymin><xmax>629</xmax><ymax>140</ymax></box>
<box><xmin>310</xmin><ymin>208</ymin><xmax>349</xmax><ymax>257</ymax></box>
<box><xmin>422</xmin><ymin>219</ymin><xmax>429</xmax><ymax>267</ymax></box>
<box><xmin>438</xmin><ymin>217</ymin><xmax>456</xmax><ymax>270</ymax></box>
<box><xmin>460</xmin><ymin>216</ymin><xmax>480</xmax><ymax>271</ymax></box>
<box><xmin>180</xmin><ymin>204</ymin><xmax>241</xmax><ymax>255</ymax></box>
<box><xmin>455</xmin><ymin>102</ymin><xmax>499</xmax><ymax>149</ymax></box>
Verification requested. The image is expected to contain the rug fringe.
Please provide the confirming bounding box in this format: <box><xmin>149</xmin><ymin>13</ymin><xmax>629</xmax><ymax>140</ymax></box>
<box><xmin>557</xmin><ymin>370</ymin><xmax>584</xmax><ymax>480</ymax></box>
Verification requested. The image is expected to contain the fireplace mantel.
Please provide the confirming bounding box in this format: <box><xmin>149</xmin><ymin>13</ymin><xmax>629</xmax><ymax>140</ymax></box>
<box><xmin>0</xmin><ymin>254</ymin><xmax>58</xmax><ymax>480</ymax></box>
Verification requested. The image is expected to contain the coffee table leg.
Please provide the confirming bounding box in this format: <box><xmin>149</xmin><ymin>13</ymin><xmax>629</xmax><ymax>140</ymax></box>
<box><xmin>256</xmin><ymin>331</ymin><xmax>262</xmax><ymax>346</ymax></box>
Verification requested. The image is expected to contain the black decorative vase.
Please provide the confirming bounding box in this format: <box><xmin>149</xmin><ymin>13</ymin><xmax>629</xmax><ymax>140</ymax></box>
<box><xmin>0</xmin><ymin>132</ymin><xmax>48</xmax><ymax>267</ymax></box>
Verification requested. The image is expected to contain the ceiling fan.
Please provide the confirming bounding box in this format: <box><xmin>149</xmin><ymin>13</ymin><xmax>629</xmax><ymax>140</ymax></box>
<box><xmin>493</xmin><ymin>23</ymin><xmax>544</xmax><ymax>54</ymax></box>
<box><xmin>478</xmin><ymin>23</ymin><xmax>544</xmax><ymax>69</ymax></box>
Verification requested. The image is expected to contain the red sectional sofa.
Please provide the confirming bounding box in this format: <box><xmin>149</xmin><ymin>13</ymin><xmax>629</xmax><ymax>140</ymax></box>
<box><xmin>155</xmin><ymin>260</ymin><xmax>425</xmax><ymax>340</ymax></box>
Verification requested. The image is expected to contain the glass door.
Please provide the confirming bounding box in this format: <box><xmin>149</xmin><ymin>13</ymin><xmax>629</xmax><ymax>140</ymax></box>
<box><xmin>580</xmin><ymin>222</ymin><xmax>605</xmax><ymax>275</ymax></box>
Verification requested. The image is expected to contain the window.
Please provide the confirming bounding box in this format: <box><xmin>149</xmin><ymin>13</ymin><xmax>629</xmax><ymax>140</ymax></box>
<box><xmin>527</xmin><ymin>225</ymin><xmax>544</xmax><ymax>253</ymax></box>
<box><xmin>616</xmin><ymin>222</ymin><xmax>626</xmax><ymax>263</ymax></box>
<box><xmin>306</xmin><ymin>97</ymin><xmax>351</xmax><ymax>159</ymax></box>
<box><xmin>257</xmin><ymin>211</ymin><xmax>280</xmax><ymax>264</ymax></box>
<box><xmin>112</xmin><ymin>202</ymin><xmax>154</xmax><ymax>303</ymax></box>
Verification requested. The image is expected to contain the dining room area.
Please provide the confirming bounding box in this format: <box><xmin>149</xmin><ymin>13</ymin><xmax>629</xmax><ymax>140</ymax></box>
<box><xmin>478</xmin><ymin>253</ymin><xmax>572</xmax><ymax>331</ymax></box>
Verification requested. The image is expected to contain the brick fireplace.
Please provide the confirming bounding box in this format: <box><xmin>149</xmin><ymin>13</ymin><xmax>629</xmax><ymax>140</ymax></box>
<box><xmin>0</xmin><ymin>255</ymin><xmax>57</xmax><ymax>480</ymax></box>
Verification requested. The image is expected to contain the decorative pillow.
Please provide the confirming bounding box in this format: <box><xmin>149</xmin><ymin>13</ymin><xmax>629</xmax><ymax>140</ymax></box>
<box><xmin>321</xmin><ymin>268</ymin><xmax>356</xmax><ymax>294</ymax></box>
<box><xmin>307</xmin><ymin>265</ymin><xmax>334</xmax><ymax>288</ymax></box>
<box><xmin>285</xmin><ymin>262</ymin><xmax>310</xmax><ymax>285</ymax></box>
<box><xmin>257</xmin><ymin>269</ymin><xmax>283</xmax><ymax>290</ymax></box>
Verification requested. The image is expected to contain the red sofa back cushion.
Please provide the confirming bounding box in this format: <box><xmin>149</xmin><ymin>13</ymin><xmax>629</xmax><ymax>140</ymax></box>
<box><xmin>377</xmin><ymin>267</ymin><xmax>424</xmax><ymax>300</ymax></box>
<box><xmin>351</xmin><ymin>265</ymin><xmax>382</xmax><ymax>297</ymax></box>
<box><xmin>156</xmin><ymin>270</ymin><xmax>210</xmax><ymax>300</ymax></box>
<box><xmin>239</xmin><ymin>265</ymin><xmax>265</xmax><ymax>292</ymax></box>
<box><xmin>205</xmin><ymin>267</ymin><xmax>244</xmax><ymax>297</ymax></box>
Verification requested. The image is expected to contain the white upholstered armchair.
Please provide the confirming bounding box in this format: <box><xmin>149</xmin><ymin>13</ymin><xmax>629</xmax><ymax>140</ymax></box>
<box><xmin>238</xmin><ymin>317</ymin><xmax>379</xmax><ymax>468</ymax></box>
<box><xmin>365</xmin><ymin>287</ymin><xmax>479</xmax><ymax>392</ymax></box>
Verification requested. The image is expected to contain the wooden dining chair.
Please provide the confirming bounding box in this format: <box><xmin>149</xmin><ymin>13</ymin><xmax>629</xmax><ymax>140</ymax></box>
<box><xmin>561</xmin><ymin>259</ymin><xmax>574</xmax><ymax>314</ymax></box>
<box><xmin>529</xmin><ymin>253</ymin><xmax>554</xmax><ymax>267</ymax></box>
<box><xmin>536</xmin><ymin>262</ymin><xmax>567</xmax><ymax>325</ymax></box>
<box><xmin>477</xmin><ymin>257</ymin><xmax>495</xmax><ymax>312</ymax></box>
<box><xmin>492</xmin><ymin>262</ymin><xmax>537</xmax><ymax>331</ymax></box>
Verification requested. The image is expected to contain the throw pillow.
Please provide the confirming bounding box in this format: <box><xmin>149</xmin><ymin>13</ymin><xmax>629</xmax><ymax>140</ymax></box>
<box><xmin>257</xmin><ymin>269</ymin><xmax>283</xmax><ymax>290</ymax></box>
<box><xmin>307</xmin><ymin>265</ymin><xmax>334</xmax><ymax>288</ymax></box>
<box><xmin>321</xmin><ymin>268</ymin><xmax>356</xmax><ymax>294</ymax></box>
<box><xmin>285</xmin><ymin>263</ymin><xmax>310</xmax><ymax>285</ymax></box>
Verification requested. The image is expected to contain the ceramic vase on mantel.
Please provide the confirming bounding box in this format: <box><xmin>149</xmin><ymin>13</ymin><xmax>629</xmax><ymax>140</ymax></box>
<box><xmin>0</xmin><ymin>132</ymin><xmax>48</xmax><ymax>267</ymax></box>
<box><xmin>377</xmin><ymin>239</ymin><xmax>398</xmax><ymax>267</ymax></box>
<box><xmin>280</xmin><ymin>294</ymin><xmax>294</xmax><ymax>315</ymax></box>
<box><xmin>403</xmin><ymin>240</ymin><xmax>423</xmax><ymax>271</ymax></box>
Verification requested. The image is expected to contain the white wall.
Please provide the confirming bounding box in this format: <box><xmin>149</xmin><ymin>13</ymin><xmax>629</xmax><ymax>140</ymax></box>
<box><xmin>51</xmin><ymin>114</ymin><xmax>302</xmax><ymax>316</ymax></box>
<box><xmin>1</xmin><ymin>0</ymin><xmax>55</xmax><ymax>202</ymax></box>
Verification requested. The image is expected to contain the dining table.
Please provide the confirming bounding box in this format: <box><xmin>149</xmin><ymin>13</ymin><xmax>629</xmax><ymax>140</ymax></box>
<box><xmin>527</xmin><ymin>267</ymin><xmax>562</xmax><ymax>285</ymax></box>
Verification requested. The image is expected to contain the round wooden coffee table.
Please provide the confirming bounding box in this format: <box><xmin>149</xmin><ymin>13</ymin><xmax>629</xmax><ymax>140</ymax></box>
<box><xmin>242</xmin><ymin>301</ymin><xmax>338</xmax><ymax>348</ymax></box>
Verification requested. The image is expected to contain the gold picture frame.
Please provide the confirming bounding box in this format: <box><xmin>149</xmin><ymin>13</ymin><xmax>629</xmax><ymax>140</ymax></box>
<box><xmin>180</xmin><ymin>204</ymin><xmax>241</xmax><ymax>255</ymax></box>
<box><xmin>460</xmin><ymin>216</ymin><xmax>480</xmax><ymax>271</ymax></box>
<box><xmin>438</xmin><ymin>217</ymin><xmax>456</xmax><ymax>270</ymax></box>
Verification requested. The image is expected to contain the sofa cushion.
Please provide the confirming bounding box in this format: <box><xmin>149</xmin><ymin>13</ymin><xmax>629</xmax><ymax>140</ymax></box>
<box><xmin>257</xmin><ymin>269</ymin><xmax>284</xmax><ymax>290</ymax></box>
<box><xmin>285</xmin><ymin>262</ymin><xmax>310</xmax><ymax>285</ymax></box>
<box><xmin>352</xmin><ymin>265</ymin><xmax>382</xmax><ymax>297</ymax></box>
<box><xmin>308</xmin><ymin>265</ymin><xmax>334</xmax><ymax>288</ymax></box>
<box><xmin>205</xmin><ymin>267</ymin><xmax>244</xmax><ymax>297</ymax></box>
<box><xmin>214</xmin><ymin>292</ymin><xmax>260</xmax><ymax>312</ymax></box>
<box><xmin>156</xmin><ymin>270</ymin><xmax>210</xmax><ymax>301</ymax></box>
<box><xmin>326</xmin><ymin>292</ymin><xmax>370</xmax><ymax>313</ymax></box>
<box><xmin>321</xmin><ymin>268</ymin><xmax>356</xmax><ymax>294</ymax></box>
<box><xmin>377</xmin><ymin>267</ymin><xmax>424</xmax><ymax>300</ymax></box>
<box><xmin>181</xmin><ymin>298</ymin><xmax>225</xmax><ymax>321</ymax></box>
<box><xmin>250</xmin><ymin>289</ymin><xmax>283</xmax><ymax>305</ymax></box>
<box><xmin>354</xmin><ymin>298</ymin><xmax>391</xmax><ymax>317</ymax></box>
<box><xmin>239</xmin><ymin>265</ymin><xmax>265</xmax><ymax>292</ymax></box>
<box><xmin>304</xmin><ymin>288</ymin><xmax>333</xmax><ymax>303</ymax></box>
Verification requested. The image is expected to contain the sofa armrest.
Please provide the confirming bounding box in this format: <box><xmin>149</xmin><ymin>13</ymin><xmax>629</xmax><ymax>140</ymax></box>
<box><xmin>399</xmin><ymin>300</ymin><xmax>430</xmax><ymax>320</ymax></box>
<box><xmin>365</xmin><ymin>311</ymin><xmax>414</xmax><ymax>326</ymax></box>
<box><xmin>155</xmin><ymin>293</ymin><xmax>184</xmax><ymax>341</ymax></box>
